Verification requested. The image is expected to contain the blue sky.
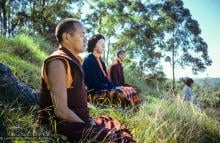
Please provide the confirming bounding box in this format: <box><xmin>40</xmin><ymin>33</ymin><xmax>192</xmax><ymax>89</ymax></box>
<box><xmin>164</xmin><ymin>0</ymin><xmax>220</xmax><ymax>78</ymax></box>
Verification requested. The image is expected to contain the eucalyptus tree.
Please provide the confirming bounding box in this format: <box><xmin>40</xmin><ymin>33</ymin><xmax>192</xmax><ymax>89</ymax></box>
<box><xmin>161</xmin><ymin>0</ymin><xmax>212</xmax><ymax>90</ymax></box>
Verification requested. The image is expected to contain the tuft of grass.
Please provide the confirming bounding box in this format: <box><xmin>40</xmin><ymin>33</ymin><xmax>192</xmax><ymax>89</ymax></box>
<box><xmin>0</xmin><ymin>53</ymin><xmax>41</xmax><ymax>89</ymax></box>
<box><xmin>129</xmin><ymin>97</ymin><xmax>220</xmax><ymax>143</ymax></box>
<box><xmin>9</xmin><ymin>34</ymin><xmax>47</xmax><ymax>66</ymax></box>
<box><xmin>0</xmin><ymin>103</ymin><xmax>67</xmax><ymax>143</ymax></box>
<box><xmin>0</xmin><ymin>34</ymin><xmax>51</xmax><ymax>89</ymax></box>
<box><xmin>31</xmin><ymin>34</ymin><xmax>55</xmax><ymax>54</ymax></box>
<box><xmin>0</xmin><ymin>34</ymin><xmax>48</xmax><ymax>66</ymax></box>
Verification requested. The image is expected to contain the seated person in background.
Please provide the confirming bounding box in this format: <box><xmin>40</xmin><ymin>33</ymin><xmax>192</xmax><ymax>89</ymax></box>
<box><xmin>108</xmin><ymin>50</ymin><xmax>137</xmax><ymax>93</ymax></box>
<box><xmin>83</xmin><ymin>34</ymin><xmax>141</xmax><ymax>106</ymax></box>
<box><xmin>182</xmin><ymin>77</ymin><xmax>194</xmax><ymax>102</ymax></box>
<box><xmin>108</xmin><ymin>50</ymin><xmax>126</xmax><ymax>86</ymax></box>
<box><xmin>36</xmin><ymin>18</ymin><xmax>135</xmax><ymax>143</ymax></box>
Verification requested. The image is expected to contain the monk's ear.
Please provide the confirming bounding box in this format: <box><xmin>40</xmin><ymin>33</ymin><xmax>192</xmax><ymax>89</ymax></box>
<box><xmin>62</xmin><ymin>33</ymin><xmax>68</xmax><ymax>42</ymax></box>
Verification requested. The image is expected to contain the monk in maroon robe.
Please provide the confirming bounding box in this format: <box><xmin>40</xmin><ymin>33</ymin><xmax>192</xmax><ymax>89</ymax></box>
<box><xmin>108</xmin><ymin>50</ymin><xmax>141</xmax><ymax>105</ymax></box>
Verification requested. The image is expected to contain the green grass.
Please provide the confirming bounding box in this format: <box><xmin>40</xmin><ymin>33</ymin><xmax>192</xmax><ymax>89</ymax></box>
<box><xmin>0</xmin><ymin>104</ymin><xmax>67</xmax><ymax>143</ymax></box>
<box><xmin>31</xmin><ymin>34</ymin><xmax>55</xmax><ymax>54</ymax></box>
<box><xmin>0</xmin><ymin>34</ymin><xmax>51</xmax><ymax>89</ymax></box>
<box><xmin>1</xmin><ymin>97</ymin><xmax>219</xmax><ymax>142</ymax></box>
<box><xmin>0</xmin><ymin>53</ymin><xmax>41</xmax><ymax>89</ymax></box>
<box><xmin>0</xmin><ymin>34</ymin><xmax>50</xmax><ymax>65</ymax></box>
<box><xmin>8</xmin><ymin>34</ymin><xmax>47</xmax><ymax>66</ymax></box>
<box><xmin>130</xmin><ymin>97</ymin><xmax>220</xmax><ymax>143</ymax></box>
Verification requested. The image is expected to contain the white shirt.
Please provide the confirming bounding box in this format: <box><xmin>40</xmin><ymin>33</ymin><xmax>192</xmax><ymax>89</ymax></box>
<box><xmin>182</xmin><ymin>85</ymin><xmax>193</xmax><ymax>101</ymax></box>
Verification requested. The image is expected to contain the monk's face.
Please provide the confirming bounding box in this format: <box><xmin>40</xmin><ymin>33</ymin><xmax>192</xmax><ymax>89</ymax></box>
<box><xmin>65</xmin><ymin>23</ymin><xmax>87</xmax><ymax>53</ymax></box>
<box><xmin>94</xmin><ymin>39</ymin><xmax>105</xmax><ymax>54</ymax></box>
<box><xmin>119</xmin><ymin>53</ymin><xmax>126</xmax><ymax>62</ymax></box>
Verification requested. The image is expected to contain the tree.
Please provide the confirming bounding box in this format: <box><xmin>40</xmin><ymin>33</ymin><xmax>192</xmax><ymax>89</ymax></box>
<box><xmin>0</xmin><ymin>0</ymin><xmax>80</xmax><ymax>44</ymax></box>
<box><xmin>161</xmin><ymin>0</ymin><xmax>212</xmax><ymax>90</ymax></box>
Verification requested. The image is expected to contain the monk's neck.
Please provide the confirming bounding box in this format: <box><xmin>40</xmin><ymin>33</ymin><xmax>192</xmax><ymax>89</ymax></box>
<box><xmin>117</xmin><ymin>58</ymin><xmax>123</xmax><ymax>64</ymax></box>
<box><xmin>60</xmin><ymin>44</ymin><xmax>79</xmax><ymax>57</ymax></box>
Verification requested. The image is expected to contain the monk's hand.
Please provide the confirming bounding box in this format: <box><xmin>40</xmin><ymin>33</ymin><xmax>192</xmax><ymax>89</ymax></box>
<box><xmin>115</xmin><ymin>86</ymin><xmax>123</xmax><ymax>91</ymax></box>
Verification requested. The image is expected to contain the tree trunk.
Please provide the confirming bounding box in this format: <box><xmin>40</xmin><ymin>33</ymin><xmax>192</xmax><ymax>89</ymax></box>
<box><xmin>7</xmin><ymin>1</ymin><xmax>10</xmax><ymax>37</ymax></box>
<box><xmin>172</xmin><ymin>31</ymin><xmax>175</xmax><ymax>93</ymax></box>
<box><xmin>1</xmin><ymin>0</ymin><xmax>7</xmax><ymax>37</ymax></box>
<box><xmin>0</xmin><ymin>10</ymin><xmax>2</xmax><ymax>36</ymax></box>
<box><xmin>106</xmin><ymin>37</ymin><xmax>110</xmax><ymax>66</ymax></box>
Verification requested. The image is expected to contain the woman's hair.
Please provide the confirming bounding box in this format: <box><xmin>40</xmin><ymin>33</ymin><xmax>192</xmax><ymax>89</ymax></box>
<box><xmin>87</xmin><ymin>34</ymin><xmax>105</xmax><ymax>52</ymax></box>
<box><xmin>185</xmin><ymin>78</ymin><xmax>194</xmax><ymax>87</ymax></box>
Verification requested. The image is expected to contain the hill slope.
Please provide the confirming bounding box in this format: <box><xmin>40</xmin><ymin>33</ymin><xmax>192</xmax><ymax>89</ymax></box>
<box><xmin>0</xmin><ymin>35</ymin><xmax>219</xmax><ymax>142</ymax></box>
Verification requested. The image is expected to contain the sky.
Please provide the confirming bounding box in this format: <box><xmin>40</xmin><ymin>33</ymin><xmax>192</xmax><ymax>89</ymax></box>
<box><xmin>164</xmin><ymin>0</ymin><xmax>220</xmax><ymax>78</ymax></box>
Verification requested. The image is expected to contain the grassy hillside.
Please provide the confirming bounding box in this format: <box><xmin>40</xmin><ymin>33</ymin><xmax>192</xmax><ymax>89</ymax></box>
<box><xmin>0</xmin><ymin>34</ymin><xmax>53</xmax><ymax>89</ymax></box>
<box><xmin>0</xmin><ymin>35</ymin><xmax>219</xmax><ymax>142</ymax></box>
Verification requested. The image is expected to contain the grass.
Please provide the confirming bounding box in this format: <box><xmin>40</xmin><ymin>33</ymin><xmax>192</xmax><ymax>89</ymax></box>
<box><xmin>31</xmin><ymin>34</ymin><xmax>55</xmax><ymax>55</ymax></box>
<box><xmin>130</xmin><ymin>97</ymin><xmax>220</xmax><ymax>143</ymax></box>
<box><xmin>0</xmin><ymin>34</ymin><xmax>48</xmax><ymax>66</ymax></box>
<box><xmin>0</xmin><ymin>34</ymin><xmax>220</xmax><ymax>142</ymax></box>
<box><xmin>1</xmin><ymin>96</ymin><xmax>219</xmax><ymax>143</ymax></box>
<box><xmin>0</xmin><ymin>53</ymin><xmax>41</xmax><ymax>89</ymax></box>
<box><xmin>193</xmin><ymin>85</ymin><xmax>220</xmax><ymax>107</ymax></box>
<box><xmin>0</xmin><ymin>104</ymin><xmax>67</xmax><ymax>143</ymax></box>
<box><xmin>0</xmin><ymin>34</ymin><xmax>51</xmax><ymax>89</ymax></box>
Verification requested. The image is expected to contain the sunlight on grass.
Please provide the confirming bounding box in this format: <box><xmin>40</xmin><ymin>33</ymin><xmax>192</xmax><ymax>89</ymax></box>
<box><xmin>0</xmin><ymin>53</ymin><xmax>41</xmax><ymax>89</ymax></box>
<box><xmin>130</xmin><ymin>97</ymin><xmax>220</xmax><ymax>143</ymax></box>
<box><xmin>0</xmin><ymin>34</ymin><xmax>48</xmax><ymax>66</ymax></box>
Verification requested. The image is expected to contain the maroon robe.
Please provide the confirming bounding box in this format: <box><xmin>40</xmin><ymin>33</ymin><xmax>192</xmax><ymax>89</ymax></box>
<box><xmin>108</xmin><ymin>60</ymin><xmax>125</xmax><ymax>86</ymax></box>
<box><xmin>108</xmin><ymin>60</ymin><xmax>142</xmax><ymax>105</ymax></box>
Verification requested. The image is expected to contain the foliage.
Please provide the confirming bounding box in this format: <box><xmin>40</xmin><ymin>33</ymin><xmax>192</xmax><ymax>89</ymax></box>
<box><xmin>0</xmin><ymin>0</ymin><xmax>212</xmax><ymax>77</ymax></box>
<box><xmin>76</xmin><ymin>0</ymin><xmax>212</xmax><ymax>77</ymax></box>
<box><xmin>0</xmin><ymin>0</ymin><xmax>80</xmax><ymax>44</ymax></box>
<box><xmin>161</xmin><ymin>0</ymin><xmax>212</xmax><ymax>74</ymax></box>
<box><xmin>193</xmin><ymin>80</ymin><xmax>220</xmax><ymax>107</ymax></box>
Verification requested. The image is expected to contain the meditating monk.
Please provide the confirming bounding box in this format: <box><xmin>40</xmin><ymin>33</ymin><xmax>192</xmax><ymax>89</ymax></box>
<box><xmin>36</xmin><ymin>18</ymin><xmax>135</xmax><ymax>143</ymax></box>
<box><xmin>83</xmin><ymin>34</ymin><xmax>141</xmax><ymax>106</ymax></box>
<box><xmin>108</xmin><ymin>50</ymin><xmax>127</xmax><ymax>86</ymax></box>
<box><xmin>108</xmin><ymin>50</ymin><xmax>138</xmax><ymax>99</ymax></box>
